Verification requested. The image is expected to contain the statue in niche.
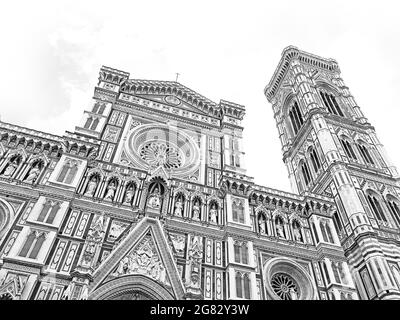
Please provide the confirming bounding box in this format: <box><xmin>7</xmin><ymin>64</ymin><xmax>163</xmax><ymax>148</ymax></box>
<box><xmin>174</xmin><ymin>198</ymin><xmax>183</xmax><ymax>216</ymax></box>
<box><xmin>148</xmin><ymin>187</ymin><xmax>162</xmax><ymax>209</ymax></box>
<box><xmin>293</xmin><ymin>224</ymin><xmax>302</xmax><ymax>242</ymax></box>
<box><xmin>258</xmin><ymin>215</ymin><xmax>266</xmax><ymax>234</ymax></box>
<box><xmin>192</xmin><ymin>199</ymin><xmax>200</xmax><ymax>220</ymax></box>
<box><xmin>104</xmin><ymin>180</ymin><xmax>117</xmax><ymax>200</ymax></box>
<box><xmin>85</xmin><ymin>176</ymin><xmax>98</xmax><ymax>196</ymax></box>
<box><xmin>209</xmin><ymin>203</ymin><xmax>218</xmax><ymax>223</ymax></box>
<box><xmin>124</xmin><ymin>185</ymin><xmax>135</xmax><ymax>204</ymax></box>
<box><xmin>276</xmin><ymin>220</ymin><xmax>285</xmax><ymax>238</ymax></box>
<box><xmin>2</xmin><ymin>158</ymin><xmax>19</xmax><ymax>177</ymax></box>
<box><xmin>24</xmin><ymin>163</ymin><xmax>41</xmax><ymax>183</ymax></box>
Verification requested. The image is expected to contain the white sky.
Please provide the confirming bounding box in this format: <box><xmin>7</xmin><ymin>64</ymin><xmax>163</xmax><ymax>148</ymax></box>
<box><xmin>1</xmin><ymin>0</ymin><xmax>399</xmax><ymax>193</ymax></box>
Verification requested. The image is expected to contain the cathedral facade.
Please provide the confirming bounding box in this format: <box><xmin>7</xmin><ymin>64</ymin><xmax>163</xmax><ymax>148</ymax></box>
<box><xmin>0</xmin><ymin>46</ymin><xmax>399</xmax><ymax>300</ymax></box>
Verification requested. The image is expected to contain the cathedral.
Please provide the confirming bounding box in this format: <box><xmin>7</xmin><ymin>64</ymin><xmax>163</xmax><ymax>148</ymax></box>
<box><xmin>0</xmin><ymin>46</ymin><xmax>400</xmax><ymax>300</ymax></box>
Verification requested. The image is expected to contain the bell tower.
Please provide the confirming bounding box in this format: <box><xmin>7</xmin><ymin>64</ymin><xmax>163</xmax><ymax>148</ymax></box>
<box><xmin>265</xmin><ymin>46</ymin><xmax>400</xmax><ymax>300</ymax></box>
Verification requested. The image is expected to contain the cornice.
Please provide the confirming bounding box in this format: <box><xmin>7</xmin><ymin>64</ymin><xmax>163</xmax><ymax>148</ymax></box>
<box><xmin>265</xmin><ymin>46</ymin><xmax>340</xmax><ymax>102</ymax></box>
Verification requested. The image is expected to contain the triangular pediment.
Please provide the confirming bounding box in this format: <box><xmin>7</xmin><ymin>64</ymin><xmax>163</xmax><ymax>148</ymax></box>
<box><xmin>89</xmin><ymin>217</ymin><xmax>185</xmax><ymax>299</ymax></box>
<box><xmin>135</xmin><ymin>94</ymin><xmax>212</xmax><ymax>116</ymax></box>
<box><xmin>120</xmin><ymin>79</ymin><xmax>221</xmax><ymax>118</ymax></box>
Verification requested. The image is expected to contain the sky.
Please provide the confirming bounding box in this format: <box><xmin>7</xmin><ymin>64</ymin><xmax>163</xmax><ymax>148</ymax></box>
<box><xmin>0</xmin><ymin>0</ymin><xmax>399</xmax><ymax>193</ymax></box>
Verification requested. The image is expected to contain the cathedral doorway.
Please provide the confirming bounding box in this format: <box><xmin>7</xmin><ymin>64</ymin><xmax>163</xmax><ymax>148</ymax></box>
<box><xmin>89</xmin><ymin>274</ymin><xmax>175</xmax><ymax>300</ymax></box>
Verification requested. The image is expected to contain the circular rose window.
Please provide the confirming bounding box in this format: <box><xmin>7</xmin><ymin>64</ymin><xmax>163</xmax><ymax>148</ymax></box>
<box><xmin>271</xmin><ymin>273</ymin><xmax>299</xmax><ymax>300</ymax></box>
<box><xmin>124</xmin><ymin>123</ymin><xmax>200</xmax><ymax>177</ymax></box>
<box><xmin>263</xmin><ymin>257</ymin><xmax>316</xmax><ymax>300</ymax></box>
<box><xmin>139</xmin><ymin>142</ymin><xmax>183</xmax><ymax>169</ymax></box>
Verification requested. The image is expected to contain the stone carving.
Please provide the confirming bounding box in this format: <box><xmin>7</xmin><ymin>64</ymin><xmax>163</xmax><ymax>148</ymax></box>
<box><xmin>174</xmin><ymin>198</ymin><xmax>183</xmax><ymax>217</ymax></box>
<box><xmin>112</xmin><ymin>234</ymin><xmax>167</xmax><ymax>283</ymax></box>
<box><xmin>192</xmin><ymin>200</ymin><xmax>200</xmax><ymax>220</ymax></box>
<box><xmin>170</xmin><ymin>234</ymin><xmax>185</xmax><ymax>254</ymax></box>
<box><xmin>276</xmin><ymin>221</ymin><xmax>285</xmax><ymax>238</ymax></box>
<box><xmin>81</xmin><ymin>215</ymin><xmax>105</xmax><ymax>267</ymax></box>
<box><xmin>258</xmin><ymin>215</ymin><xmax>266</xmax><ymax>234</ymax></box>
<box><xmin>85</xmin><ymin>176</ymin><xmax>98</xmax><ymax>196</ymax></box>
<box><xmin>104</xmin><ymin>181</ymin><xmax>117</xmax><ymax>200</ymax></box>
<box><xmin>188</xmin><ymin>235</ymin><xmax>203</xmax><ymax>287</ymax></box>
<box><xmin>148</xmin><ymin>187</ymin><xmax>162</xmax><ymax>209</ymax></box>
<box><xmin>293</xmin><ymin>225</ymin><xmax>302</xmax><ymax>242</ymax></box>
<box><xmin>108</xmin><ymin>220</ymin><xmax>129</xmax><ymax>241</ymax></box>
<box><xmin>24</xmin><ymin>163</ymin><xmax>41</xmax><ymax>183</ymax></box>
<box><xmin>124</xmin><ymin>185</ymin><xmax>135</xmax><ymax>204</ymax></box>
<box><xmin>209</xmin><ymin>203</ymin><xmax>218</xmax><ymax>223</ymax></box>
<box><xmin>2</xmin><ymin>158</ymin><xmax>19</xmax><ymax>177</ymax></box>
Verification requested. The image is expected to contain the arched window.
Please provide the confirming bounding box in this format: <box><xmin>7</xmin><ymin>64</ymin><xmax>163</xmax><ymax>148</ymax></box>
<box><xmin>57</xmin><ymin>161</ymin><xmax>78</xmax><ymax>184</ymax></box>
<box><xmin>236</xmin><ymin>273</ymin><xmax>243</xmax><ymax>298</ymax></box>
<box><xmin>236</xmin><ymin>272</ymin><xmax>251</xmax><ymax>299</ymax></box>
<box><xmin>320</xmin><ymin>221</ymin><xmax>329</xmax><ymax>242</ymax></box>
<box><xmin>90</xmin><ymin>118</ymin><xmax>99</xmax><ymax>131</ymax></box>
<box><xmin>37</xmin><ymin>200</ymin><xmax>60</xmax><ymax>224</ymax></box>
<box><xmin>19</xmin><ymin>231</ymin><xmax>46</xmax><ymax>259</ymax></box>
<box><xmin>92</xmin><ymin>102</ymin><xmax>100</xmax><ymax>114</ymax></box>
<box><xmin>84</xmin><ymin>117</ymin><xmax>92</xmax><ymax>129</ymax></box>
<box><xmin>29</xmin><ymin>233</ymin><xmax>46</xmax><ymax>259</ymax></box>
<box><xmin>356</xmin><ymin>142</ymin><xmax>375</xmax><ymax>165</ymax></box>
<box><xmin>332</xmin><ymin>263</ymin><xmax>341</xmax><ymax>283</ymax></box>
<box><xmin>243</xmin><ymin>274</ymin><xmax>251</xmax><ymax>299</ymax></box>
<box><xmin>360</xmin><ymin>268</ymin><xmax>376</xmax><ymax>299</ymax></box>
<box><xmin>325</xmin><ymin>223</ymin><xmax>334</xmax><ymax>243</ymax></box>
<box><xmin>300</xmin><ymin>160</ymin><xmax>312</xmax><ymax>187</ymax></box>
<box><xmin>332</xmin><ymin>211</ymin><xmax>343</xmax><ymax>232</ymax></box>
<box><xmin>234</xmin><ymin>242</ymin><xmax>248</xmax><ymax>264</ymax></box>
<box><xmin>319</xmin><ymin>90</ymin><xmax>344</xmax><ymax>117</ymax></box>
<box><xmin>288</xmin><ymin>101</ymin><xmax>304</xmax><ymax>135</ymax></box>
<box><xmin>308</xmin><ymin>147</ymin><xmax>321</xmax><ymax>173</ymax></box>
<box><xmin>367</xmin><ymin>192</ymin><xmax>387</xmax><ymax>222</ymax></box>
<box><xmin>323</xmin><ymin>261</ymin><xmax>330</xmax><ymax>284</ymax></box>
<box><xmin>232</xmin><ymin>200</ymin><xmax>245</xmax><ymax>223</ymax></box>
<box><xmin>312</xmin><ymin>222</ymin><xmax>319</xmax><ymax>243</ymax></box>
<box><xmin>339</xmin><ymin>136</ymin><xmax>357</xmax><ymax>161</ymax></box>
<box><xmin>386</xmin><ymin>196</ymin><xmax>400</xmax><ymax>227</ymax></box>
<box><xmin>19</xmin><ymin>231</ymin><xmax>36</xmax><ymax>257</ymax></box>
<box><xmin>64</xmin><ymin>165</ymin><xmax>78</xmax><ymax>184</ymax></box>
<box><xmin>391</xmin><ymin>265</ymin><xmax>400</xmax><ymax>289</ymax></box>
<box><xmin>98</xmin><ymin>103</ymin><xmax>106</xmax><ymax>115</ymax></box>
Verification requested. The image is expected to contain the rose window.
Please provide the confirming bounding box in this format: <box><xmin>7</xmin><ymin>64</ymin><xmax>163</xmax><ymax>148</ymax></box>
<box><xmin>271</xmin><ymin>273</ymin><xmax>299</xmax><ymax>300</ymax></box>
<box><xmin>123</xmin><ymin>123</ymin><xmax>200</xmax><ymax>178</ymax></box>
<box><xmin>139</xmin><ymin>142</ymin><xmax>183</xmax><ymax>169</ymax></box>
<box><xmin>263</xmin><ymin>257</ymin><xmax>316</xmax><ymax>300</ymax></box>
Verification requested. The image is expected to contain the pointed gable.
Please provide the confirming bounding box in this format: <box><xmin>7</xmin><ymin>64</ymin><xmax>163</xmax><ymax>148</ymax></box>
<box><xmin>89</xmin><ymin>217</ymin><xmax>185</xmax><ymax>299</ymax></box>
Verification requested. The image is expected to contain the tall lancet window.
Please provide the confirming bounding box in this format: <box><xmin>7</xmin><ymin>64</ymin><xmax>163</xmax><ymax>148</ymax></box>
<box><xmin>300</xmin><ymin>160</ymin><xmax>312</xmax><ymax>187</ymax></box>
<box><xmin>356</xmin><ymin>142</ymin><xmax>375</xmax><ymax>165</ymax></box>
<box><xmin>308</xmin><ymin>147</ymin><xmax>321</xmax><ymax>173</ymax></box>
<box><xmin>319</xmin><ymin>90</ymin><xmax>344</xmax><ymax>117</ymax></box>
<box><xmin>339</xmin><ymin>136</ymin><xmax>357</xmax><ymax>161</ymax></box>
<box><xmin>367</xmin><ymin>192</ymin><xmax>387</xmax><ymax>222</ymax></box>
<box><xmin>386</xmin><ymin>196</ymin><xmax>400</xmax><ymax>227</ymax></box>
<box><xmin>288</xmin><ymin>101</ymin><xmax>304</xmax><ymax>135</ymax></box>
